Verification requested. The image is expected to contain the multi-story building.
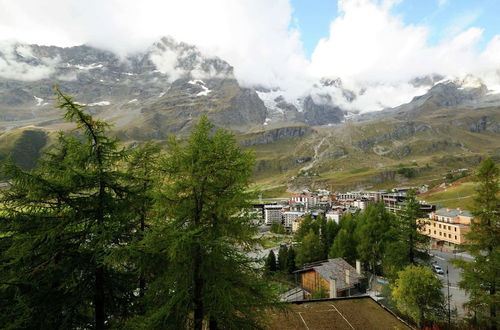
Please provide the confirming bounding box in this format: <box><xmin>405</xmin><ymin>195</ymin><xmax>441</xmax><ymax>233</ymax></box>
<box><xmin>417</xmin><ymin>208</ymin><xmax>474</xmax><ymax>250</ymax></box>
<box><xmin>283</xmin><ymin>211</ymin><xmax>305</xmax><ymax>229</ymax></box>
<box><xmin>290</xmin><ymin>194</ymin><xmax>318</xmax><ymax>210</ymax></box>
<box><xmin>264</xmin><ymin>204</ymin><xmax>284</xmax><ymax>225</ymax></box>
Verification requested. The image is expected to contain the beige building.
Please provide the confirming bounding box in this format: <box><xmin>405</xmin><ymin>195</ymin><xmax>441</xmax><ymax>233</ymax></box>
<box><xmin>418</xmin><ymin>208</ymin><xmax>474</xmax><ymax>249</ymax></box>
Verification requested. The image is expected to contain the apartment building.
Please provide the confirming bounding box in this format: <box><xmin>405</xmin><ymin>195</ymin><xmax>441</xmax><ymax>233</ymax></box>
<box><xmin>264</xmin><ymin>204</ymin><xmax>284</xmax><ymax>225</ymax></box>
<box><xmin>418</xmin><ymin>208</ymin><xmax>474</xmax><ymax>250</ymax></box>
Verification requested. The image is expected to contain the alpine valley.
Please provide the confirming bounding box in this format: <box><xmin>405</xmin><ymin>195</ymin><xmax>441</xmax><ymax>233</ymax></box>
<box><xmin>1</xmin><ymin>37</ymin><xmax>499</xmax><ymax>193</ymax></box>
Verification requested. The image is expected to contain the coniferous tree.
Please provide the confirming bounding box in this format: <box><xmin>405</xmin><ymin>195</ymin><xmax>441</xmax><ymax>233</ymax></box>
<box><xmin>287</xmin><ymin>247</ymin><xmax>297</xmax><ymax>274</ymax></box>
<box><xmin>266</xmin><ymin>250</ymin><xmax>277</xmax><ymax>273</ymax></box>
<box><xmin>355</xmin><ymin>203</ymin><xmax>394</xmax><ymax>273</ymax></box>
<box><xmin>453</xmin><ymin>158</ymin><xmax>499</xmax><ymax>329</ymax></box>
<box><xmin>124</xmin><ymin>142</ymin><xmax>163</xmax><ymax>308</ymax></box>
<box><xmin>138</xmin><ymin>116</ymin><xmax>281</xmax><ymax>329</ymax></box>
<box><xmin>296</xmin><ymin>230</ymin><xmax>324</xmax><ymax>267</ymax></box>
<box><xmin>397</xmin><ymin>189</ymin><xmax>429</xmax><ymax>264</ymax></box>
<box><xmin>277</xmin><ymin>245</ymin><xmax>288</xmax><ymax>271</ymax></box>
<box><xmin>328</xmin><ymin>214</ymin><xmax>358</xmax><ymax>264</ymax></box>
<box><xmin>0</xmin><ymin>88</ymin><xmax>136</xmax><ymax>329</ymax></box>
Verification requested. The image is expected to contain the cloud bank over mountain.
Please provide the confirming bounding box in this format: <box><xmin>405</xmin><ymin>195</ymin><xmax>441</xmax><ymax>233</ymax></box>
<box><xmin>0</xmin><ymin>0</ymin><xmax>499</xmax><ymax>112</ymax></box>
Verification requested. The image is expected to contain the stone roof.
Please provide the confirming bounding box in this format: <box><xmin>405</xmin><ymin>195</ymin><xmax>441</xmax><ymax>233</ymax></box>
<box><xmin>435</xmin><ymin>208</ymin><xmax>473</xmax><ymax>218</ymax></box>
<box><xmin>296</xmin><ymin>258</ymin><xmax>364</xmax><ymax>291</ymax></box>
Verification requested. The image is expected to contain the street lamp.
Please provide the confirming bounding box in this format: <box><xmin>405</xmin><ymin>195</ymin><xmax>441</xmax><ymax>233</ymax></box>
<box><xmin>447</xmin><ymin>266</ymin><xmax>451</xmax><ymax>327</ymax></box>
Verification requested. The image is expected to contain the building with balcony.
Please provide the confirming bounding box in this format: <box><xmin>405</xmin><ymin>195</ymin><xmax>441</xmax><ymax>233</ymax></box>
<box><xmin>417</xmin><ymin>208</ymin><xmax>474</xmax><ymax>250</ymax></box>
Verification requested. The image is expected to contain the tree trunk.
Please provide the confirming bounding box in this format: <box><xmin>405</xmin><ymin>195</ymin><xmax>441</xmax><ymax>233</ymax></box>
<box><xmin>209</xmin><ymin>316</ymin><xmax>218</xmax><ymax>330</ymax></box>
<box><xmin>95</xmin><ymin>266</ymin><xmax>105</xmax><ymax>329</ymax></box>
<box><xmin>193</xmin><ymin>245</ymin><xmax>204</xmax><ymax>330</ymax></box>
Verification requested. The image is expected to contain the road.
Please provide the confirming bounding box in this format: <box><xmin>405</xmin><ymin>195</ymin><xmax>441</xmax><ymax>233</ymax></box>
<box><xmin>430</xmin><ymin>249</ymin><xmax>472</xmax><ymax>317</ymax></box>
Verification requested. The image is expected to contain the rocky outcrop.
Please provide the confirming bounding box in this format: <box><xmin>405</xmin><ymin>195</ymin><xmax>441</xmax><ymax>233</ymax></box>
<box><xmin>239</xmin><ymin>126</ymin><xmax>314</xmax><ymax>146</ymax></box>
<box><xmin>303</xmin><ymin>95</ymin><xmax>344</xmax><ymax>125</ymax></box>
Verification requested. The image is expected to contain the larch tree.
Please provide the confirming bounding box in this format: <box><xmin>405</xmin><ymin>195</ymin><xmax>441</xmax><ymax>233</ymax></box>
<box><xmin>138</xmin><ymin>116</ymin><xmax>281</xmax><ymax>330</ymax></box>
<box><xmin>453</xmin><ymin>158</ymin><xmax>499</xmax><ymax>329</ymax></box>
<box><xmin>0</xmin><ymin>87</ymin><xmax>136</xmax><ymax>329</ymax></box>
<box><xmin>355</xmin><ymin>203</ymin><xmax>394</xmax><ymax>273</ymax></box>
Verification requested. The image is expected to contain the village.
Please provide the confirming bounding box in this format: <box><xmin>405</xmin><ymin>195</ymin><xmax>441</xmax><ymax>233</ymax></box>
<box><xmin>252</xmin><ymin>185</ymin><xmax>476</xmax><ymax>326</ymax></box>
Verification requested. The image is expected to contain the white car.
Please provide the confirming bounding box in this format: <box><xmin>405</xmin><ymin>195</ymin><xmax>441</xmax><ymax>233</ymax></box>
<box><xmin>432</xmin><ymin>264</ymin><xmax>444</xmax><ymax>275</ymax></box>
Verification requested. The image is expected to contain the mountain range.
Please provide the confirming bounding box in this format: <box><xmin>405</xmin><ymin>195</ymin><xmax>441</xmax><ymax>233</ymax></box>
<box><xmin>0</xmin><ymin>37</ymin><xmax>499</xmax><ymax>191</ymax></box>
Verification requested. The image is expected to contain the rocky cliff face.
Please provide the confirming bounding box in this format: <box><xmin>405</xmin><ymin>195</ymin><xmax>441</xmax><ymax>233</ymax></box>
<box><xmin>0</xmin><ymin>37</ymin><xmax>267</xmax><ymax>137</ymax></box>
<box><xmin>239</xmin><ymin>125</ymin><xmax>314</xmax><ymax>146</ymax></box>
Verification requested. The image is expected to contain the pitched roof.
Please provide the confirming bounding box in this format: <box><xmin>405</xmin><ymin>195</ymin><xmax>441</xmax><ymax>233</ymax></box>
<box><xmin>296</xmin><ymin>258</ymin><xmax>365</xmax><ymax>291</ymax></box>
<box><xmin>435</xmin><ymin>208</ymin><xmax>473</xmax><ymax>218</ymax></box>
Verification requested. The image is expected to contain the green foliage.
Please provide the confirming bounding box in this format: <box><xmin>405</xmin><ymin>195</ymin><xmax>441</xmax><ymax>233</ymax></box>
<box><xmin>392</xmin><ymin>265</ymin><xmax>445</xmax><ymax>327</ymax></box>
<box><xmin>0</xmin><ymin>87</ymin><xmax>136</xmax><ymax>329</ymax></box>
<box><xmin>137</xmin><ymin>116</ymin><xmax>281</xmax><ymax>329</ymax></box>
<box><xmin>287</xmin><ymin>247</ymin><xmax>297</xmax><ymax>274</ymax></box>
<box><xmin>382</xmin><ymin>190</ymin><xmax>430</xmax><ymax>279</ymax></box>
<box><xmin>452</xmin><ymin>158</ymin><xmax>499</xmax><ymax>329</ymax></box>
<box><xmin>355</xmin><ymin>203</ymin><xmax>395</xmax><ymax>273</ymax></box>
<box><xmin>277</xmin><ymin>245</ymin><xmax>288</xmax><ymax>271</ymax></box>
<box><xmin>328</xmin><ymin>214</ymin><xmax>358</xmax><ymax>264</ymax></box>
<box><xmin>397</xmin><ymin>167</ymin><xmax>416</xmax><ymax>178</ymax></box>
<box><xmin>266</xmin><ymin>250</ymin><xmax>277</xmax><ymax>273</ymax></box>
<box><xmin>270</xmin><ymin>222</ymin><xmax>286</xmax><ymax>234</ymax></box>
<box><xmin>295</xmin><ymin>230</ymin><xmax>324</xmax><ymax>267</ymax></box>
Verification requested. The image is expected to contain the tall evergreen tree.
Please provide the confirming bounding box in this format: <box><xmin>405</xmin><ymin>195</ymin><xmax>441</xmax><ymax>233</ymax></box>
<box><xmin>287</xmin><ymin>247</ymin><xmax>297</xmax><ymax>274</ymax></box>
<box><xmin>397</xmin><ymin>189</ymin><xmax>429</xmax><ymax>264</ymax></box>
<box><xmin>295</xmin><ymin>230</ymin><xmax>324</xmax><ymax>267</ymax></box>
<box><xmin>355</xmin><ymin>203</ymin><xmax>394</xmax><ymax>273</ymax></box>
<box><xmin>328</xmin><ymin>214</ymin><xmax>358</xmax><ymax>264</ymax></box>
<box><xmin>266</xmin><ymin>250</ymin><xmax>277</xmax><ymax>273</ymax></box>
<box><xmin>277</xmin><ymin>245</ymin><xmax>289</xmax><ymax>271</ymax></box>
<box><xmin>453</xmin><ymin>158</ymin><xmax>499</xmax><ymax>329</ymax></box>
<box><xmin>0</xmin><ymin>87</ymin><xmax>135</xmax><ymax>329</ymax></box>
<box><xmin>139</xmin><ymin>116</ymin><xmax>280</xmax><ymax>329</ymax></box>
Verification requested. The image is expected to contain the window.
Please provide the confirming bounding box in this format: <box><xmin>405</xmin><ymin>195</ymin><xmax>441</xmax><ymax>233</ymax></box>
<box><xmin>448</xmin><ymin>225</ymin><xmax>451</xmax><ymax>230</ymax></box>
<box><xmin>454</xmin><ymin>227</ymin><xmax>457</xmax><ymax>232</ymax></box>
<box><xmin>439</xmin><ymin>224</ymin><xmax>441</xmax><ymax>228</ymax></box>
<box><xmin>449</xmin><ymin>234</ymin><xmax>451</xmax><ymax>238</ymax></box>
<box><xmin>434</xmin><ymin>230</ymin><xmax>436</xmax><ymax>234</ymax></box>
<box><xmin>455</xmin><ymin>235</ymin><xmax>457</xmax><ymax>240</ymax></box>
<box><xmin>439</xmin><ymin>232</ymin><xmax>442</xmax><ymax>236</ymax></box>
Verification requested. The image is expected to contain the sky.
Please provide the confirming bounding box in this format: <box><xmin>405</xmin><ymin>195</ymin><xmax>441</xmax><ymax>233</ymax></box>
<box><xmin>1</xmin><ymin>0</ymin><xmax>499</xmax><ymax>111</ymax></box>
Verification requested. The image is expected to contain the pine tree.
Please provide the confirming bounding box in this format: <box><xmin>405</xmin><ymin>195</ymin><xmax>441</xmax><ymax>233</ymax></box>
<box><xmin>139</xmin><ymin>116</ymin><xmax>281</xmax><ymax>329</ymax></box>
<box><xmin>266</xmin><ymin>250</ymin><xmax>277</xmax><ymax>273</ymax></box>
<box><xmin>453</xmin><ymin>158</ymin><xmax>499</xmax><ymax>329</ymax></box>
<box><xmin>296</xmin><ymin>230</ymin><xmax>324</xmax><ymax>267</ymax></box>
<box><xmin>328</xmin><ymin>214</ymin><xmax>358</xmax><ymax>264</ymax></box>
<box><xmin>277</xmin><ymin>245</ymin><xmax>288</xmax><ymax>271</ymax></box>
<box><xmin>0</xmin><ymin>87</ymin><xmax>136</xmax><ymax>329</ymax></box>
<box><xmin>355</xmin><ymin>203</ymin><xmax>394</xmax><ymax>273</ymax></box>
<box><xmin>397</xmin><ymin>189</ymin><xmax>429</xmax><ymax>264</ymax></box>
<box><xmin>287</xmin><ymin>247</ymin><xmax>297</xmax><ymax>274</ymax></box>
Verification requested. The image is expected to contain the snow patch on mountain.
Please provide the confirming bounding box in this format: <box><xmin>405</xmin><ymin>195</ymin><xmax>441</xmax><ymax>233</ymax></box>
<box><xmin>188</xmin><ymin>80</ymin><xmax>211</xmax><ymax>96</ymax></box>
<box><xmin>33</xmin><ymin>96</ymin><xmax>43</xmax><ymax>106</ymax></box>
<box><xmin>88</xmin><ymin>101</ymin><xmax>111</xmax><ymax>106</ymax></box>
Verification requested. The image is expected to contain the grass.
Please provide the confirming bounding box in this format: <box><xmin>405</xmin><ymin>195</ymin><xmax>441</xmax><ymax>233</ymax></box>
<box><xmin>259</xmin><ymin>234</ymin><xmax>293</xmax><ymax>249</ymax></box>
<box><xmin>419</xmin><ymin>181</ymin><xmax>478</xmax><ymax>210</ymax></box>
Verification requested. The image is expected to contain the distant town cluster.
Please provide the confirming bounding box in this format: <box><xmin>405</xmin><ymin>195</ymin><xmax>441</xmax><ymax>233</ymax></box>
<box><xmin>253</xmin><ymin>187</ymin><xmax>474</xmax><ymax>251</ymax></box>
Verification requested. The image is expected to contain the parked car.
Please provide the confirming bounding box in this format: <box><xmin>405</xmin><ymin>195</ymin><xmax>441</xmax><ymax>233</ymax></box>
<box><xmin>432</xmin><ymin>264</ymin><xmax>444</xmax><ymax>275</ymax></box>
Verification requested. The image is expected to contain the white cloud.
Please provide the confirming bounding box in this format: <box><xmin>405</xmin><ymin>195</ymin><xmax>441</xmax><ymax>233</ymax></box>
<box><xmin>0</xmin><ymin>0</ymin><xmax>499</xmax><ymax>112</ymax></box>
<box><xmin>0</xmin><ymin>0</ymin><xmax>311</xmax><ymax>94</ymax></box>
<box><xmin>309</xmin><ymin>0</ymin><xmax>500</xmax><ymax>111</ymax></box>
<box><xmin>0</xmin><ymin>41</ymin><xmax>58</xmax><ymax>81</ymax></box>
